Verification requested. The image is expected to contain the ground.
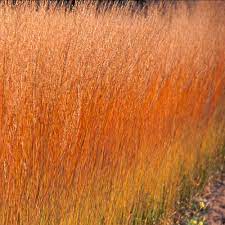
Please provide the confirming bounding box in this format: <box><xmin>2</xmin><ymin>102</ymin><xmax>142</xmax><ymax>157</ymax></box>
<box><xmin>204</xmin><ymin>171</ymin><xmax>225</xmax><ymax>225</ymax></box>
<box><xmin>174</xmin><ymin>168</ymin><xmax>225</xmax><ymax>225</ymax></box>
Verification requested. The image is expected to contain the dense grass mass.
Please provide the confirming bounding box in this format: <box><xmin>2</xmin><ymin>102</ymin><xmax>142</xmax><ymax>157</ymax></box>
<box><xmin>0</xmin><ymin>1</ymin><xmax>225</xmax><ymax>225</ymax></box>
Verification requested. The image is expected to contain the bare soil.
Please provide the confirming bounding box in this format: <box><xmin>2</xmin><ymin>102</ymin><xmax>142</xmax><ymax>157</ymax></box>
<box><xmin>203</xmin><ymin>171</ymin><xmax>225</xmax><ymax>225</ymax></box>
<box><xmin>174</xmin><ymin>169</ymin><xmax>225</xmax><ymax>225</ymax></box>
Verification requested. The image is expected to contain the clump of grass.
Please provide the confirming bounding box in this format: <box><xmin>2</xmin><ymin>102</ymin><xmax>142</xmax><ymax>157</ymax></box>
<box><xmin>0</xmin><ymin>1</ymin><xmax>224</xmax><ymax>225</ymax></box>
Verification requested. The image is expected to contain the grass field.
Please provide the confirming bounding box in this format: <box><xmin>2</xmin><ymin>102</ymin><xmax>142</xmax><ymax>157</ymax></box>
<box><xmin>0</xmin><ymin>1</ymin><xmax>225</xmax><ymax>225</ymax></box>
